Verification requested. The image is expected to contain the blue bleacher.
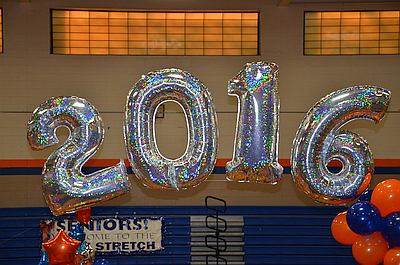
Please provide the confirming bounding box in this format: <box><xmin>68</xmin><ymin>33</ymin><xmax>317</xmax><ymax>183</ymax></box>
<box><xmin>0</xmin><ymin>206</ymin><xmax>357</xmax><ymax>265</ymax></box>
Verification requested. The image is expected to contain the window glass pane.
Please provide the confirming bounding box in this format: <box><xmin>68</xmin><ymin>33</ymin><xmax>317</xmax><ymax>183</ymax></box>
<box><xmin>51</xmin><ymin>10</ymin><xmax>259</xmax><ymax>56</ymax></box>
<box><xmin>0</xmin><ymin>9</ymin><xmax>2</xmax><ymax>53</ymax></box>
<box><xmin>304</xmin><ymin>10</ymin><xmax>400</xmax><ymax>55</ymax></box>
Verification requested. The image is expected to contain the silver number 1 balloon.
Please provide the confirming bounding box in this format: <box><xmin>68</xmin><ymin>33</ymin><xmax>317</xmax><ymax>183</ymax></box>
<box><xmin>226</xmin><ymin>62</ymin><xmax>283</xmax><ymax>184</ymax></box>
<box><xmin>124</xmin><ymin>68</ymin><xmax>218</xmax><ymax>190</ymax></box>
<box><xmin>27</xmin><ymin>96</ymin><xmax>131</xmax><ymax>216</ymax></box>
<box><xmin>291</xmin><ymin>86</ymin><xmax>391</xmax><ymax>205</ymax></box>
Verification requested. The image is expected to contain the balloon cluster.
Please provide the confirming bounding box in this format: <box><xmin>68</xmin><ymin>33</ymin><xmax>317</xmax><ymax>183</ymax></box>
<box><xmin>38</xmin><ymin>208</ymin><xmax>111</xmax><ymax>265</ymax></box>
<box><xmin>331</xmin><ymin>179</ymin><xmax>400</xmax><ymax>265</ymax></box>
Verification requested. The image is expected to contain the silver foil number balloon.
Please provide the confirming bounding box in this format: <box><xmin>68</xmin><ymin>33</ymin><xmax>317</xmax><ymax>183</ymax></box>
<box><xmin>27</xmin><ymin>96</ymin><xmax>131</xmax><ymax>216</ymax></box>
<box><xmin>226</xmin><ymin>62</ymin><xmax>283</xmax><ymax>184</ymax></box>
<box><xmin>291</xmin><ymin>86</ymin><xmax>391</xmax><ymax>204</ymax></box>
<box><xmin>125</xmin><ymin>68</ymin><xmax>218</xmax><ymax>190</ymax></box>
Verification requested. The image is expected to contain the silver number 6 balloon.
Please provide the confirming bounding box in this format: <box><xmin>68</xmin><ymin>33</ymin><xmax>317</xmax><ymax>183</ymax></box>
<box><xmin>124</xmin><ymin>68</ymin><xmax>218</xmax><ymax>190</ymax></box>
<box><xmin>291</xmin><ymin>86</ymin><xmax>391</xmax><ymax>205</ymax></box>
<box><xmin>27</xmin><ymin>96</ymin><xmax>131</xmax><ymax>216</ymax></box>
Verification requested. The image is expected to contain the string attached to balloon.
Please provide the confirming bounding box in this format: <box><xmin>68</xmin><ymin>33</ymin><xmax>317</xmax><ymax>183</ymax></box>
<box><xmin>27</xmin><ymin>96</ymin><xmax>131</xmax><ymax>216</ymax></box>
<box><xmin>291</xmin><ymin>86</ymin><xmax>391</xmax><ymax>205</ymax></box>
<box><xmin>226</xmin><ymin>62</ymin><xmax>283</xmax><ymax>184</ymax></box>
<box><xmin>124</xmin><ymin>68</ymin><xmax>218</xmax><ymax>190</ymax></box>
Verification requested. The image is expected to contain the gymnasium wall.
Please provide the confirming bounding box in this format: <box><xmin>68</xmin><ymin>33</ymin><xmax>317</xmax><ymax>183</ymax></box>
<box><xmin>0</xmin><ymin>0</ymin><xmax>399</xmax><ymax>208</ymax></box>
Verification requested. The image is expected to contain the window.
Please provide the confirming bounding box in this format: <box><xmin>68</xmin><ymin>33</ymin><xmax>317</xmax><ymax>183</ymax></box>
<box><xmin>304</xmin><ymin>11</ymin><xmax>400</xmax><ymax>55</ymax></box>
<box><xmin>0</xmin><ymin>9</ymin><xmax>3</xmax><ymax>53</ymax></box>
<box><xmin>51</xmin><ymin>10</ymin><xmax>259</xmax><ymax>56</ymax></box>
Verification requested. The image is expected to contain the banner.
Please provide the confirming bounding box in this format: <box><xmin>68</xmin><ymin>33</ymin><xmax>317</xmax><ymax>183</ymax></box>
<box><xmin>41</xmin><ymin>217</ymin><xmax>163</xmax><ymax>254</ymax></box>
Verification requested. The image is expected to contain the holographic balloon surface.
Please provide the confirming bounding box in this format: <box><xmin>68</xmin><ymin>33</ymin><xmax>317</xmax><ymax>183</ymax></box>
<box><xmin>226</xmin><ymin>62</ymin><xmax>283</xmax><ymax>184</ymax></box>
<box><xmin>125</xmin><ymin>69</ymin><xmax>218</xmax><ymax>190</ymax></box>
<box><xmin>27</xmin><ymin>96</ymin><xmax>131</xmax><ymax>216</ymax></box>
<box><xmin>291</xmin><ymin>86</ymin><xmax>390</xmax><ymax>204</ymax></box>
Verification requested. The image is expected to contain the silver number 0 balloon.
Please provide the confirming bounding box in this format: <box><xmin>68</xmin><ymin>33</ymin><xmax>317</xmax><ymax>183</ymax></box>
<box><xmin>291</xmin><ymin>86</ymin><xmax>391</xmax><ymax>204</ymax></box>
<box><xmin>27</xmin><ymin>96</ymin><xmax>131</xmax><ymax>216</ymax></box>
<box><xmin>226</xmin><ymin>62</ymin><xmax>283</xmax><ymax>184</ymax></box>
<box><xmin>124</xmin><ymin>68</ymin><xmax>218</xmax><ymax>190</ymax></box>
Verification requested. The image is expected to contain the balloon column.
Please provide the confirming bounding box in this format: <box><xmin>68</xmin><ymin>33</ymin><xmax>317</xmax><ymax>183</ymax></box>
<box><xmin>70</xmin><ymin>209</ymin><xmax>95</xmax><ymax>265</ymax></box>
<box><xmin>39</xmin><ymin>208</ymin><xmax>109</xmax><ymax>265</ymax></box>
<box><xmin>331</xmin><ymin>179</ymin><xmax>400</xmax><ymax>265</ymax></box>
<box><xmin>28</xmin><ymin>97</ymin><xmax>125</xmax><ymax>264</ymax></box>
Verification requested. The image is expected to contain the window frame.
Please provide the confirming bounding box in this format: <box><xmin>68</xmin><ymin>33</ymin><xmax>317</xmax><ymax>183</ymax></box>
<box><xmin>303</xmin><ymin>10</ymin><xmax>400</xmax><ymax>56</ymax></box>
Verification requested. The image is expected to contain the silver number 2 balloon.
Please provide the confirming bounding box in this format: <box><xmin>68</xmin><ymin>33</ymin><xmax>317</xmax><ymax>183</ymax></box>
<box><xmin>27</xmin><ymin>96</ymin><xmax>131</xmax><ymax>216</ymax></box>
<box><xmin>124</xmin><ymin>68</ymin><xmax>218</xmax><ymax>190</ymax></box>
<box><xmin>291</xmin><ymin>86</ymin><xmax>391</xmax><ymax>204</ymax></box>
<box><xmin>226</xmin><ymin>62</ymin><xmax>283</xmax><ymax>184</ymax></box>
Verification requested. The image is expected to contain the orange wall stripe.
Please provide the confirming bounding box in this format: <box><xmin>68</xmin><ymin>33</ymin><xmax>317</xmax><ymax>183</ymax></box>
<box><xmin>0</xmin><ymin>159</ymin><xmax>398</xmax><ymax>168</ymax></box>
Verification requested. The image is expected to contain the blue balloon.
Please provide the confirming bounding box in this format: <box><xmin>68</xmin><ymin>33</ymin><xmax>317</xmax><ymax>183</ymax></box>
<box><xmin>347</xmin><ymin>201</ymin><xmax>382</xmax><ymax>235</ymax></box>
<box><xmin>93</xmin><ymin>259</ymin><xmax>110</xmax><ymax>265</ymax></box>
<box><xmin>382</xmin><ymin>212</ymin><xmax>400</xmax><ymax>247</ymax></box>
<box><xmin>77</xmin><ymin>240</ymin><xmax>87</xmax><ymax>253</ymax></box>
<box><xmin>68</xmin><ymin>223</ymin><xmax>85</xmax><ymax>242</ymax></box>
<box><xmin>38</xmin><ymin>251</ymin><xmax>49</xmax><ymax>265</ymax></box>
<box><xmin>358</xmin><ymin>189</ymin><xmax>373</xmax><ymax>202</ymax></box>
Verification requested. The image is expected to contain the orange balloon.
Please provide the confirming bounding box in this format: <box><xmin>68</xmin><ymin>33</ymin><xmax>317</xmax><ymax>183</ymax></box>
<box><xmin>43</xmin><ymin>230</ymin><xmax>81</xmax><ymax>265</ymax></box>
<box><xmin>352</xmin><ymin>232</ymin><xmax>389</xmax><ymax>265</ymax></box>
<box><xmin>357</xmin><ymin>173</ymin><xmax>373</xmax><ymax>196</ymax></box>
<box><xmin>76</xmin><ymin>207</ymin><xmax>91</xmax><ymax>225</ymax></box>
<box><xmin>371</xmin><ymin>179</ymin><xmax>400</xmax><ymax>217</ymax></box>
<box><xmin>331</xmin><ymin>211</ymin><xmax>361</xmax><ymax>245</ymax></box>
<box><xmin>384</xmin><ymin>248</ymin><xmax>400</xmax><ymax>265</ymax></box>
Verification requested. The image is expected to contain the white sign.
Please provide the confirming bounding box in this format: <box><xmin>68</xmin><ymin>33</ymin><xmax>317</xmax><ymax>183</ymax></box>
<box><xmin>41</xmin><ymin>217</ymin><xmax>163</xmax><ymax>254</ymax></box>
